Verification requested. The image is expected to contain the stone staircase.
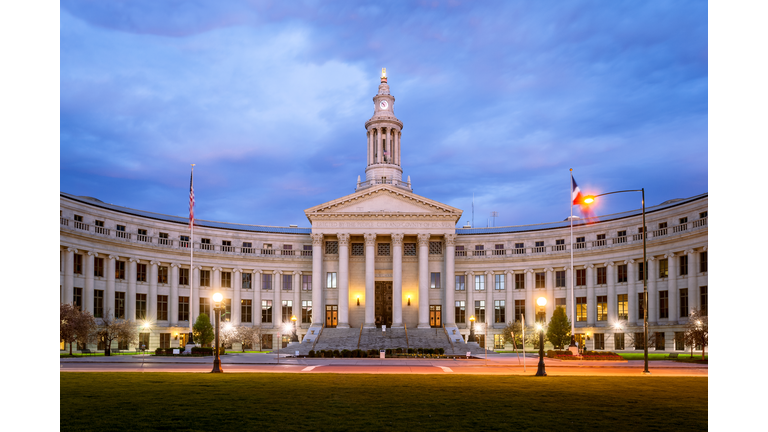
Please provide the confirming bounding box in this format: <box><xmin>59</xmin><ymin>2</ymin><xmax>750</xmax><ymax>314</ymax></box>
<box><xmin>285</xmin><ymin>325</ymin><xmax>492</xmax><ymax>356</ymax></box>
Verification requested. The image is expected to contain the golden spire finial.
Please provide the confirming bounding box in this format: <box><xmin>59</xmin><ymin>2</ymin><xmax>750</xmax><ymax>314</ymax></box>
<box><xmin>381</xmin><ymin>67</ymin><xmax>386</xmax><ymax>78</ymax></box>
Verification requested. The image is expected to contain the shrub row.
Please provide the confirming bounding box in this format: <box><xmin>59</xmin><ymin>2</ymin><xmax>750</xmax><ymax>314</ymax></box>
<box><xmin>307</xmin><ymin>348</ymin><xmax>446</xmax><ymax>358</ymax></box>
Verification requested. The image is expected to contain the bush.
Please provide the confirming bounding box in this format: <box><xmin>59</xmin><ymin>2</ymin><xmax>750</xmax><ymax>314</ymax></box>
<box><xmin>437</xmin><ymin>348</ymin><xmax>444</xmax><ymax>355</ymax></box>
<box><xmin>385</xmin><ymin>349</ymin><xmax>392</xmax><ymax>356</ymax></box>
<box><xmin>191</xmin><ymin>347</ymin><xmax>213</xmax><ymax>356</ymax></box>
<box><xmin>333</xmin><ymin>350</ymin><xmax>341</xmax><ymax>358</ymax></box>
<box><xmin>308</xmin><ymin>350</ymin><xmax>315</xmax><ymax>358</ymax></box>
<box><xmin>396</xmin><ymin>348</ymin><xmax>403</xmax><ymax>354</ymax></box>
<box><xmin>342</xmin><ymin>349</ymin><xmax>350</xmax><ymax>358</ymax></box>
<box><xmin>362</xmin><ymin>351</ymin><xmax>368</xmax><ymax>358</ymax></box>
<box><xmin>407</xmin><ymin>348</ymin><xmax>414</xmax><ymax>354</ymax></box>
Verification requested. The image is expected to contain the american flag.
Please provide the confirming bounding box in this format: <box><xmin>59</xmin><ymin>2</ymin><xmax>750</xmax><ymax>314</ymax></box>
<box><xmin>189</xmin><ymin>169</ymin><xmax>195</xmax><ymax>229</ymax></box>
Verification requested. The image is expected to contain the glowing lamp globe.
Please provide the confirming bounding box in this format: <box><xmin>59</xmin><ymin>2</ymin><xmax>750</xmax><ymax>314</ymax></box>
<box><xmin>537</xmin><ymin>297</ymin><xmax>547</xmax><ymax>307</ymax></box>
<box><xmin>213</xmin><ymin>293</ymin><xmax>223</xmax><ymax>303</ymax></box>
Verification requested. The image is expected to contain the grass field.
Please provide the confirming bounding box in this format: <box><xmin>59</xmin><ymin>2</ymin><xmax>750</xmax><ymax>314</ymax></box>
<box><xmin>618</xmin><ymin>353</ymin><xmax>708</xmax><ymax>361</ymax></box>
<box><xmin>61</xmin><ymin>373</ymin><xmax>706</xmax><ymax>431</ymax></box>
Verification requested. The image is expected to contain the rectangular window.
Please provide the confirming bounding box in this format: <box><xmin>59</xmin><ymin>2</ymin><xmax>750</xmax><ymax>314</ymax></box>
<box><xmin>594</xmin><ymin>333</ymin><xmax>604</xmax><ymax>350</ymax></box>
<box><xmin>241</xmin><ymin>299</ymin><xmax>252</xmax><ymax>323</ymax></box>
<box><xmin>455</xmin><ymin>275</ymin><xmax>465</xmax><ymax>291</ymax></box>
<box><xmin>136</xmin><ymin>263</ymin><xmax>147</xmax><ymax>282</ymax></box>
<box><xmin>555</xmin><ymin>271</ymin><xmax>566</xmax><ymax>288</ymax></box>
<box><xmin>618</xmin><ymin>230</ymin><xmax>626</xmax><ymax>237</ymax></box>
<box><xmin>179</xmin><ymin>268</ymin><xmax>189</xmax><ymax>285</ymax></box>
<box><xmin>378</xmin><ymin>243</ymin><xmax>391</xmax><ymax>256</ymax></box>
<box><xmin>700</xmin><ymin>211</ymin><xmax>708</xmax><ymax>218</ymax></box>
<box><xmin>617</xmin><ymin>264</ymin><xmax>628</xmax><ymax>283</ymax></box>
<box><xmin>113</xmin><ymin>292</ymin><xmax>124</xmax><ymax>319</ymax></box>
<box><xmin>638</xmin><ymin>293</ymin><xmax>645</xmax><ymax>320</ymax></box>
<box><xmin>679</xmin><ymin>289</ymin><xmax>689</xmax><ymax>318</ymax></box>
<box><xmin>655</xmin><ymin>332</ymin><xmax>666</xmax><ymax>350</ymax></box>
<box><xmin>675</xmin><ymin>332</ymin><xmax>685</xmax><ymax>351</ymax></box>
<box><xmin>74</xmin><ymin>254</ymin><xmax>83</xmax><ymax>274</ymax></box>
<box><xmin>617</xmin><ymin>294</ymin><xmax>628</xmax><ymax>320</ymax></box>
<box><xmin>116</xmin><ymin>261</ymin><xmax>126</xmax><ymax>280</ymax></box>
<box><xmin>555</xmin><ymin>298</ymin><xmax>566</xmax><ymax>310</ymax></box>
<box><xmin>222</xmin><ymin>272</ymin><xmax>232</xmax><ymax>288</ymax></box>
<box><xmin>404</xmin><ymin>243</ymin><xmax>416</xmax><ymax>256</ymax></box>
<box><xmin>136</xmin><ymin>293</ymin><xmax>146</xmax><ymax>320</ymax></box>
<box><xmin>514</xmin><ymin>273</ymin><xmax>525</xmax><ymax>289</ymax></box>
<box><xmin>614</xmin><ymin>333</ymin><xmax>625</xmax><ymax>350</ymax></box>
<box><xmin>326</xmin><ymin>272</ymin><xmax>337</xmax><ymax>289</ymax></box>
<box><xmin>242</xmin><ymin>273</ymin><xmax>252</xmax><ymax>289</ymax></box>
<box><xmin>658</xmin><ymin>259</ymin><xmax>669</xmax><ymax>278</ymax></box>
<box><xmin>262</xmin><ymin>273</ymin><xmax>273</xmax><ymax>290</ymax></box>
<box><xmin>494</xmin><ymin>274</ymin><xmax>505</xmax><ymax>290</ymax></box>
<box><xmin>700</xmin><ymin>286</ymin><xmax>708</xmax><ymax>315</ymax></box>
<box><xmin>596</xmin><ymin>267</ymin><xmax>607</xmax><ymax>285</ymax></box>
<box><xmin>73</xmin><ymin>287</ymin><xmax>82</xmax><ymax>310</ymax></box>
<box><xmin>325</xmin><ymin>241</ymin><xmax>338</xmax><ymax>255</ymax></box>
<box><xmin>261</xmin><ymin>334</ymin><xmax>273</xmax><ymax>350</ymax></box>
<box><xmin>494</xmin><ymin>300</ymin><xmax>505</xmax><ymax>324</ymax></box>
<box><xmin>178</xmin><ymin>296</ymin><xmax>189</xmax><ymax>321</ymax></box>
<box><xmin>282</xmin><ymin>300</ymin><xmax>293</xmax><ymax>323</ymax></box>
<box><xmin>474</xmin><ymin>300</ymin><xmax>485</xmax><ymax>323</ymax></box>
<box><xmin>200</xmin><ymin>270</ymin><xmax>210</xmax><ymax>287</ymax></box>
<box><xmin>94</xmin><ymin>258</ymin><xmax>104</xmax><ymax>277</ymax></box>
<box><xmin>494</xmin><ymin>334</ymin><xmax>505</xmax><ymax>349</ymax></box>
<box><xmin>679</xmin><ymin>217</ymin><xmax>688</xmax><ymax>224</ymax></box>
<box><xmin>638</xmin><ymin>262</ymin><xmax>646</xmax><ymax>281</ymax></box>
<box><xmin>535</xmin><ymin>272</ymin><xmax>545</xmax><ymax>288</ymax></box>
<box><xmin>514</xmin><ymin>300</ymin><xmax>525</xmax><ymax>323</ymax></box>
<box><xmin>199</xmin><ymin>297</ymin><xmax>210</xmax><ymax>318</ymax></box>
<box><xmin>679</xmin><ymin>255</ymin><xmax>688</xmax><ymax>276</ymax></box>
<box><xmin>634</xmin><ymin>332</ymin><xmax>645</xmax><ymax>350</ymax></box>
<box><xmin>430</xmin><ymin>272</ymin><xmax>441</xmax><ymax>289</ymax></box>
<box><xmin>160</xmin><ymin>333</ymin><xmax>171</xmax><ymax>349</ymax></box>
<box><xmin>282</xmin><ymin>274</ymin><xmax>292</xmax><ymax>291</ymax></box>
<box><xmin>700</xmin><ymin>251</ymin><xmax>707</xmax><ymax>273</ymax></box>
<box><xmin>576</xmin><ymin>297</ymin><xmax>587</xmax><ymax>322</ymax></box>
<box><xmin>158</xmin><ymin>266</ymin><xmax>168</xmax><ymax>284</ymax></box>
<box><xmin>243</xmin><ymin>242</ymin><xmax>252</xmax><ymax>248</ymax></box>
<box><xmin>455</xmin><ymin>301</ymin><xmax>466</xmax><ymax>323</ymax></box>
<box><xmin>262</xmin><ymin>300</ymin><xmax>273</xmax><ymax>323</ymax></box>
<box><xmin>474</xmin><ymin>274</ymin><xmax>485</xmax><ymax>291</ymax></box>
<box><xmin>576</xmin><ymin>236</ymin><xmax>585</xmax><ymax>244</ymax></box>
<box><xmin>157</xmin><ymin>295</ymin><xmax>168</xmax><ymax>321</ymax></box>
<box><xmin>302</xmin><ymin>274</ymin><xmax>312</xmax><ymax>291</ymax></box>
<box><xmin>596</xmin><ymin>296</ymin><xmax>607</xmax><ymax>321</ymax></box>
<box><xmin>659</xmin><ymin>291</ymin><xmax>669</xmax><ymax>319</ymax></box>
<box><xmin>351</xmin><ymin>243</ymin><xmax>365</xmax><ymax>256</ymax></box>
<box><xmin>302</xmin><ymin>300</ymin><xmax>312</xmax><ymax>324</ymax></box>
<box><xmin>429</xmin><ymin>241</ymin><xmax>443</xmax><ymax>255</ymax></box>
<box><xmin>576</xmin><ymin>269</ymin><xmax>586</xmax><ymax>286</ymax></box>
<box><xmin>224</xmin><ymin>299</ymin><xmax>231</xmax><ymax>322</ymax></box>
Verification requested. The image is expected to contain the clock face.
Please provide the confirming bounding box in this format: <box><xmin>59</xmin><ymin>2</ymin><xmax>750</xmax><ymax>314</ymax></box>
<box><xmin>380</xmin><ymin>100</ymin><xmax>388</xmax><ymax>110</ymax></box>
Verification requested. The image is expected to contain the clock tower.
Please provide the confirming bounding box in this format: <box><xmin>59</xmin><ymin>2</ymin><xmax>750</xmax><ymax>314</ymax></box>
<box><xmin>357</xmin><ymin>68</ymin><xmax>410</xmax><ymax>191</ymax></box>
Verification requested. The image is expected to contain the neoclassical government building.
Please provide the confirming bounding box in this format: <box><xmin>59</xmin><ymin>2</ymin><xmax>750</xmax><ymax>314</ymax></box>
<box><xmin>60</xmin><ymin>72</ymin><xmax>708</xmax><ymax>352</ymax></box>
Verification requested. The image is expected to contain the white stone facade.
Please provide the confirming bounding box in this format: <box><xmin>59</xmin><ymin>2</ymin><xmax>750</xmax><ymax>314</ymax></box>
<box><xmin>60</xmin><ymin>73</ymin><xmax>708</xmax><ymax>352</ymax></box>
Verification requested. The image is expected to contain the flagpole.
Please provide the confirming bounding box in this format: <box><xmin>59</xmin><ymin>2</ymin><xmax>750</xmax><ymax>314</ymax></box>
<box><xmin>569</xmin><ymin>169</ymin><xmax>576</xmax><ymax>348</ymax></box>
<box><xmin>190</xmin><ymin>164</ymin><xmax>195</xmax><ymax>335</ymax></box>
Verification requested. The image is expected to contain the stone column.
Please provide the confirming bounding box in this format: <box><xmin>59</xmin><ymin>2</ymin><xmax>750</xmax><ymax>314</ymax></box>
<box><xmin>149</xmin><ymin>261</ymin><xmax>158</xmax><ymax>323</ymax></box>
<box><xmin>367</xmin><ymin>130</ymin><xmax>372</xmax><ymax>166</ymax></box>
<box><xmin>565</xmin><ymin>266</ymin><xmax>573</xmax><ymax>327</ymax></box>
<box><xmin>254</xmin><ymin>270</ymin><xmax>263</xmax><ymax>326</ymax></box>
<box><xmin>191</xmin><ymin>266</ymin><xmax>200</xmax><ymax>326</ymax></box>
<box><xmin>485</xmin><ymin>271</ymin><xmax>493</xmax><ymax>326</ymax></box>
<box><xmin>85</xmin><ymin>251</ymin><xmax>95</xmax><ymax>315</ymax></box>
<box><xmin>505</xmin><ymin>270</ymin><xmax>513</xmax><ymax>324</ymax></box>
<box><xmin>293</xmin><ymin>271</ymin><xmax>301</xmax><ymax>325</ymax></box>
<box><xmin>127</xmin><ymin>258</ymin><xmax>138</xmax><ymax>321</ymax></box>
<box><xmin>311</xmin><ymin>234</ymin><xmax>324</xmax><ymax>325</ymax></box>
<box><xmin>395</xmin><ymin>129</ymin><xmax>401</xmax><ymax>166</ymax></box>
<box><xmin>63</xmin><ymin>248</ymin><xmax>76</xmax><ymax>305</ymax></box>
<box><xmin>626</xmin><ymin>260</ymin><xmax>637</xmax><ymax>325</ymax></box>
<box><xmin>666</xmin><ymin>252</ymin><xmax>678</xmax><ymax>322</ymax></box>
<box><xmin>444</xmin><ymin>234</ymin><xmax>455</xmax><ymax>326</ymax></box>
<box><xmin>364</xmin><ymin>233</ymin><xmax>377</xmax><ymax>328</ymax></box>
<box><xmin>545</xmin><ymin>267</ymin><xmax>554</xmax><ymax>322</ymax></box>
<box><xmin>392</xmin><ymin>233</ymin><xmax>405</xmax><ymax>327</ymax></box>
<box><xmin>107</xmin><ymin>255</ymin><xmax>117</xmax><ymax>318</ymax></box>
<box><xmin>170</xmin><ymin>263</ymin><xmax>179</xmax><ymax>326</ymax></box>
<box><xmin>686</xmin><ymin>249</ymin><xmax>697</xmax><ymax>312</ymax></box>
<box><xmin>338</xmin><ymin>233</ymin><xmax>351</xmax><ymax>328</ymax></box>
<box><xmin>586</xmin><ymin>264</ymin><xmax>595</xmax><ymax>326</ymax></box>
<box><xmin>275</xmin><ymin>271</ymin><xmax>282</xmax><ymax>325</ymax></box>
<box><xmin>417</xmin><ymin>233</ymin><xmax>430</xmax><ymax>328</ymax></box>
<box><xmin>525</xmin><ymin>269</ymin><xmax>534</xmax><ymax>326</ymax></box>
<box><xmin>647</xmin><ymin>257</ymin><xmax>657</xmax><ymax>324</ymax></box>
<box><xmin>213</xmin><ymin>267</ymin><xmax>221</xmax><ymax>292</ymax></box>
<box><xmin>467</xmin><ymin>271</ymin><xmax>474</xmax><ymax>326</ymax></box>
<box><xmin>606</xmin><ymin>262</ymin><xmax>616</xmax><ymax>324</ymax></box>
<box><xmin>233</xmin><ymin>268</ymin><xmax>242</xmax><ymax>325</ymax></box>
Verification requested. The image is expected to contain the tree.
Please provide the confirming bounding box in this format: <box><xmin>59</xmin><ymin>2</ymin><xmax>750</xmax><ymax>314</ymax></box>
<box><xmin>232</xmin><ymin>326</ymin><xmax>260</xmax><ymax>352</ymax></box>
<box><xmin>193</xmin><ymin>313</ymin><xmax>214</xmax><ymax>347</ymax></box>
<box><xmin>502</xmin><ymin>321</ymin><xmax>524</xmax><ymax>349</ymax></box>
<box><xmin>60</xmin><ymin>304</ymin><xmax>96</xmax><ymax>354</ymax></box>
<box><xmin>96</xmin><ymin>310</ymin><xmax>137</xmax><ymax>356</ymax></box>
<box><xmin>546</xmin><ymin>307</ymin><xmax>572</xmax><ymax>349</ymax></box>
<box><xmin>684</xmin><ymin>308</ymin><xmax>708</xmax><ymax>359</ymax></box>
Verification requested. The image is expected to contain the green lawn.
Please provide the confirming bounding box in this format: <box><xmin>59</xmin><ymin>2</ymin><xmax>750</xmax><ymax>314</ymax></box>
<box><xmin>618</xmin><ymin>353</ymin><xmax>707</xmax><ymax>361</ymax></box>
<box><xmin>61</xmin><ymin>373</ymin><xmax>706</xmax><ymax>431</ymax></box>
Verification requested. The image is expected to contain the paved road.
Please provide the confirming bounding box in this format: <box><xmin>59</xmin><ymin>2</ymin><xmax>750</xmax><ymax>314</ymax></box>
<box><xmin>60</xmin><ymin>353</ymin><xmax>707</xmax><ymax>376</ymax></box>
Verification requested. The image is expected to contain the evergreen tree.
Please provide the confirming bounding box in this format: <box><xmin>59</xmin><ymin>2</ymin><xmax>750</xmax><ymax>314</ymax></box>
<box><xmin>192</xmin><ymin>313</ymin><xmax>214</xmax><ymax>347</ymax></box>
<box><xmin>546</xmin><ymin>307</ymin><xmax>572</xmax><ymax>349</ymax></box>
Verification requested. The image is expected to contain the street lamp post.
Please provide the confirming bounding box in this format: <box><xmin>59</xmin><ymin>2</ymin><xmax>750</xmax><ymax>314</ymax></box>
<box><xmin>211</xmin><ymin>292</ymin><xmax>224</xmax><ymax>373</ymax></box>
<box><xmin>535</xmin><ymin>297</ymin><xmax>547</xmax><ymax>376</ymax></box>
<box><xmin>291</xmin><ymin>315</ymin><xmax>299</xmax><ymax>342</ymax></box>
<box><xmin>583</xmin><ymin>188</ymin><xmax>650</xmax><ymax>375</ymax></box>
<box><xmin>469</xmin><ymin>316</ymin><xmax>476</xmax><ymax>343</ymax></box>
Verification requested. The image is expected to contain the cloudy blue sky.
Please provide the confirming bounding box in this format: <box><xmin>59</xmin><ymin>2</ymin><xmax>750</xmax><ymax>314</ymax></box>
<box><xmin>60</xmin><ymin>0</ymin><xmax>708</xmax><ymax>228</ymax></box>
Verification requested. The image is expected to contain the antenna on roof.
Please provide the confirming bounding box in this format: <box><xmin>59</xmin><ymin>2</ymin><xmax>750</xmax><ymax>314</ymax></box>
<box><xmin>472</xmin><ymin>193</ymin><xmax>475</xmax><ymax>228</ymax></box>
<box><xmin>490</xmin><ymin>211</ymin><xmax>499</xmax><ymax>227</ymax></box>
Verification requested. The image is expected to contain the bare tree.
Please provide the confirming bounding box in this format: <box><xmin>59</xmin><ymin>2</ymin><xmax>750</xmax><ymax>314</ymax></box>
<box><xmin>95</xmin><ymin>310</ymin><xmax>138</xmax><ymax>355</ymax></box>
<box><xmin>684</xmin><ymin>308</ymin><xmax>708</xmax><ymax>359</ymax></box>
<box><xmin>232</xmin><ymin>326</ymin><xmax>260</xmax><ymax>352</ymax></box>
<box><xmin>625</xmin><ymin>331</ymin><xmax>663</xmax><ymax>352</ymax></box>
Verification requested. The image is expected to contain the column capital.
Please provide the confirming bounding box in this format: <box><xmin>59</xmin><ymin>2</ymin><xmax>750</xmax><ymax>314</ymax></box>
<box><xmin>545</xmin><ymin>267</ymin><xmax>554</xmax><ymax>272</ymax></box>
<box><xmin>686</xmin><ymin>248</ymin><xmax>696</xmax><ymax>255</ymax></box>
<box><xmin>648</xmin><ymin>256</ymin><xmax>656</xmax><ymax>262</ymax></box>
<box><xmin>170</xmin><ymin>262</ymin><xmax>180</xmax><ymax>268</ymax></box>
<box><xmin>505</xmin><ymin>270</ymin><xmax>513</xmax><ymax>275</ymax></box>
<box><xmin>233</xmin><ymin>267</ymin><xmax>242</xmax><ymax>273</ymax></box>
<box><xmin>444</xmin><ymin>233</ymin><xmax>456</xmax><ymax>246</ymax></box>
<box><xmin>364</xmin><ymin>233</ymin><xmax>377</xmax><ymax>246</ymax></box>
<box><xmin>67</xmin><ymin>247</ymin><xmax>78</xmax><ymax>254</ymax></box>
<box><xmin>128</xmin><ymin>257</ymin><xmax>140</xmax><ymax>263</ymax></box>
<box><xmin>109</xmin><ymin>254</ymin><xmax>120</xmax><ymax>261</ymax></box>
<box><xmin>485</xmin><ymin>270</ymin><xmax>493</xmax><ymax>276</ymax></box>
<box><xmin>417</xmin><ymin>233</ymin><xmax>430</xmax><ymax>247</ymax></box>
<box><xmin>562</xmin><ymin>266</ymin><xmax>570</xmax><ymax>271</ymax></box>
<box><xmin>87</xmin><ymin>251</ymin><xmax>98</xmax><ymax>257</ymax></box>
<box><xmin>337</xmin><ymin>233</ymin><xmax>350</xmax><ymax>246</ymax></box>
<box><xmin>311</xmin><ymin>233</ymin><xmax>324</xmax><ymax>245</ymax></box>
<box><xmin>391</xmin><ymin>233</ymin><xmax>404</xmax><ymax>245</ymax></box>
<box><xmin>212</xmin><ymin>266</ymin><xmax>222</xmax><ymax>272</ymax></box>
<box><xmin>586</xmin><ymin>263</ymin><xmax>595</xmax><ymax>269</ymax></box>
<box><xmin>525</xmin><ymin>268</ymin><xmax>534</xmax><ymax>273</ymax></box>
<box><xmin>702</xmin><ymin>245</ymin><xmax>707</xmax><ymax>252</ymax></box>
<box><xmin>624</xmin><ymin>259</ymin><xmax>635</xmax><ymax>265</ymax></box>
<box><xmin>604</xmin><ymin>261</ymin><xmax>615</xmax><ymax>267</ymax></box>
<box><xmin>254</xmin><ymin>269</ymin><xmax>262</xmax><ymax>274</ymax></box>
<box><xmin>664</xmin><ymin>252</ymin><xmax>676</xmax><ymax>259</ymax></box>
<box><xmin>150</xmin><ymin>260</ymin><xmax>159</xmax><ymax>266</ymax></box>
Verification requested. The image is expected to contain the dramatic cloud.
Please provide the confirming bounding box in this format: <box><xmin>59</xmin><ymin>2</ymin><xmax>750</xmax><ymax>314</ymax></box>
<box><xmin>61</xmin><ymin>0</ymin><xmax>707</xmax><ymax>227</ymax></box>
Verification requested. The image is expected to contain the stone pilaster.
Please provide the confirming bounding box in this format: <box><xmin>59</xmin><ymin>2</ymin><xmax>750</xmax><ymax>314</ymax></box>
<box><xmin>666</xmin><ymin>252</ymin><xmax>678</xmax><ymax>322</ymax></box>
<box><xmin>108</xmin><ymin>255</ymin><xmax>117</xmax><ymax>318</ymax></box>
<box><xmin>417</xmin><ymin>233</ymin><xmax>430</xmax><ymax>328</ymax></box>
<box><xmin>647</xmin><ymin>257</ymin><xmax>657</xmax><ymax>324</ymax></box>
<box><xmin>311</xmin><ymin>233</ymin><xmax>323</xmax><ymax>325</ymax></box>
<box><xmin>127</xmin><ymin>258</ymin><xmax>138</xmax><ymax>321</ymax></box>
<box><xmin>606</xmin><ymin>262</ymin><xmax>616</xmax><ymax>324</ymax></box>
<box><xmin>364</xmin><ymin>233</ymin><xmax>377</xmax><ymax>327</ymax></box>
<box><xmin>233</xmin><ymin>268</ymin><xmax>242</xmax><ymax>325</ymax></box>
<box><xmin>545</xmin><ymin>267</ymin><xmax>555</xmax><ymax>322</ymax></box>
<box><xmin>626</xmin><ymin>259</ymin><xmax>637</xmax><ymax>325</ymax></box>
<box><xmin>64</xmin><ymin>248</ymin><xmax>76</xmax><ymax>305</ymax></box>
<box><xmin>170</xmin><ymin>263</ymin><xmax>179</xmax><ymax>326</ymax></box>
<box><xmin>338</xmin><ymin>233</ymin><xmax>351</xmax><ymax>328</ymax></box>
<box><xmin>391</xmin><ymin>233</ymin><xmax>404</xmax><ymax>327</ymax></box>
<box><xmin>148</xmin><ymin>261</ymin><xmax>158</xmax><ymax>323</ymax></box>
<box><xmin>686</xmin><ymin>249</ymin><xmax>697</xmax><ymax>312</ymax></box>
<box><xmin>586</xmin><ymin>264</ymin><xmax>595</xmax><ymax>326</ymax></box>
<box><xmin>443</xmin><ymin>234</ymin><xmax>455</xmax><ymax>326</ymax></box>
<box><xmin>85</xmin><ymin>251</ymin><xmax>96</xmax><ymax>315</ymax></box>
<box><xmin>525</xmin><ymin>268</ymin><xmax>534</xmax><ymax>326</ymax></box>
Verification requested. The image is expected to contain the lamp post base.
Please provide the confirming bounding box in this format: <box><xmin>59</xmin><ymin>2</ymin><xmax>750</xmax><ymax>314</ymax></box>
<box><xmin>211</xmin><ymin>358</ymin><xmax>223</xmax><ymax>373</ymax></box>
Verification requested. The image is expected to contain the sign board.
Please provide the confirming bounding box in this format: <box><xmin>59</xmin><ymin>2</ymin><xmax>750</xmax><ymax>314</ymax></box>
<box><xmin>466</xmin><ymin>352</ymin><xmax>471</xmax><ymax>358</ymax></box>
<box><xmin>295</xmin><ymin>351</ymin><xmax>300</xmax><ymax>356</ymax></box>
<box><xmin>173</xmin><ymin>349</ymin><xmax>179</xmax><ymax>355</ymax></box>
<box><xmin>380</xmin><ymin>351</ymin><xmax>385</xmax><ymax>359</ymax></box>
<box><xmin>382</xmin><ymin>325</ymin><xmax>386</xmax><ymax>332</ymax></box>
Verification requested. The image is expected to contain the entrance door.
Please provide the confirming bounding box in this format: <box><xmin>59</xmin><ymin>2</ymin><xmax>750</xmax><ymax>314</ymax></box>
<box><xmin>325</xmin><ymin>305</ymin><xmax>338</xmax><ymax>328</ymax></box>
<box><xmin>374</xmin><ymin>281</ymin><xmax>393</xmax><ymax>328</ymax></box>
<box><xmin>429</xmin><ymin>305</ymin><xmax>442</xmax><ymax>328</ymax></box>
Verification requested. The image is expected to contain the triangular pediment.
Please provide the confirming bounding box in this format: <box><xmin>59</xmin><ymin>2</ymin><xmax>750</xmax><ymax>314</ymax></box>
<box><xmin>304</xmin><ymin>185</ymin><xmax>462</xmax><ymax>221</ymax></box>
